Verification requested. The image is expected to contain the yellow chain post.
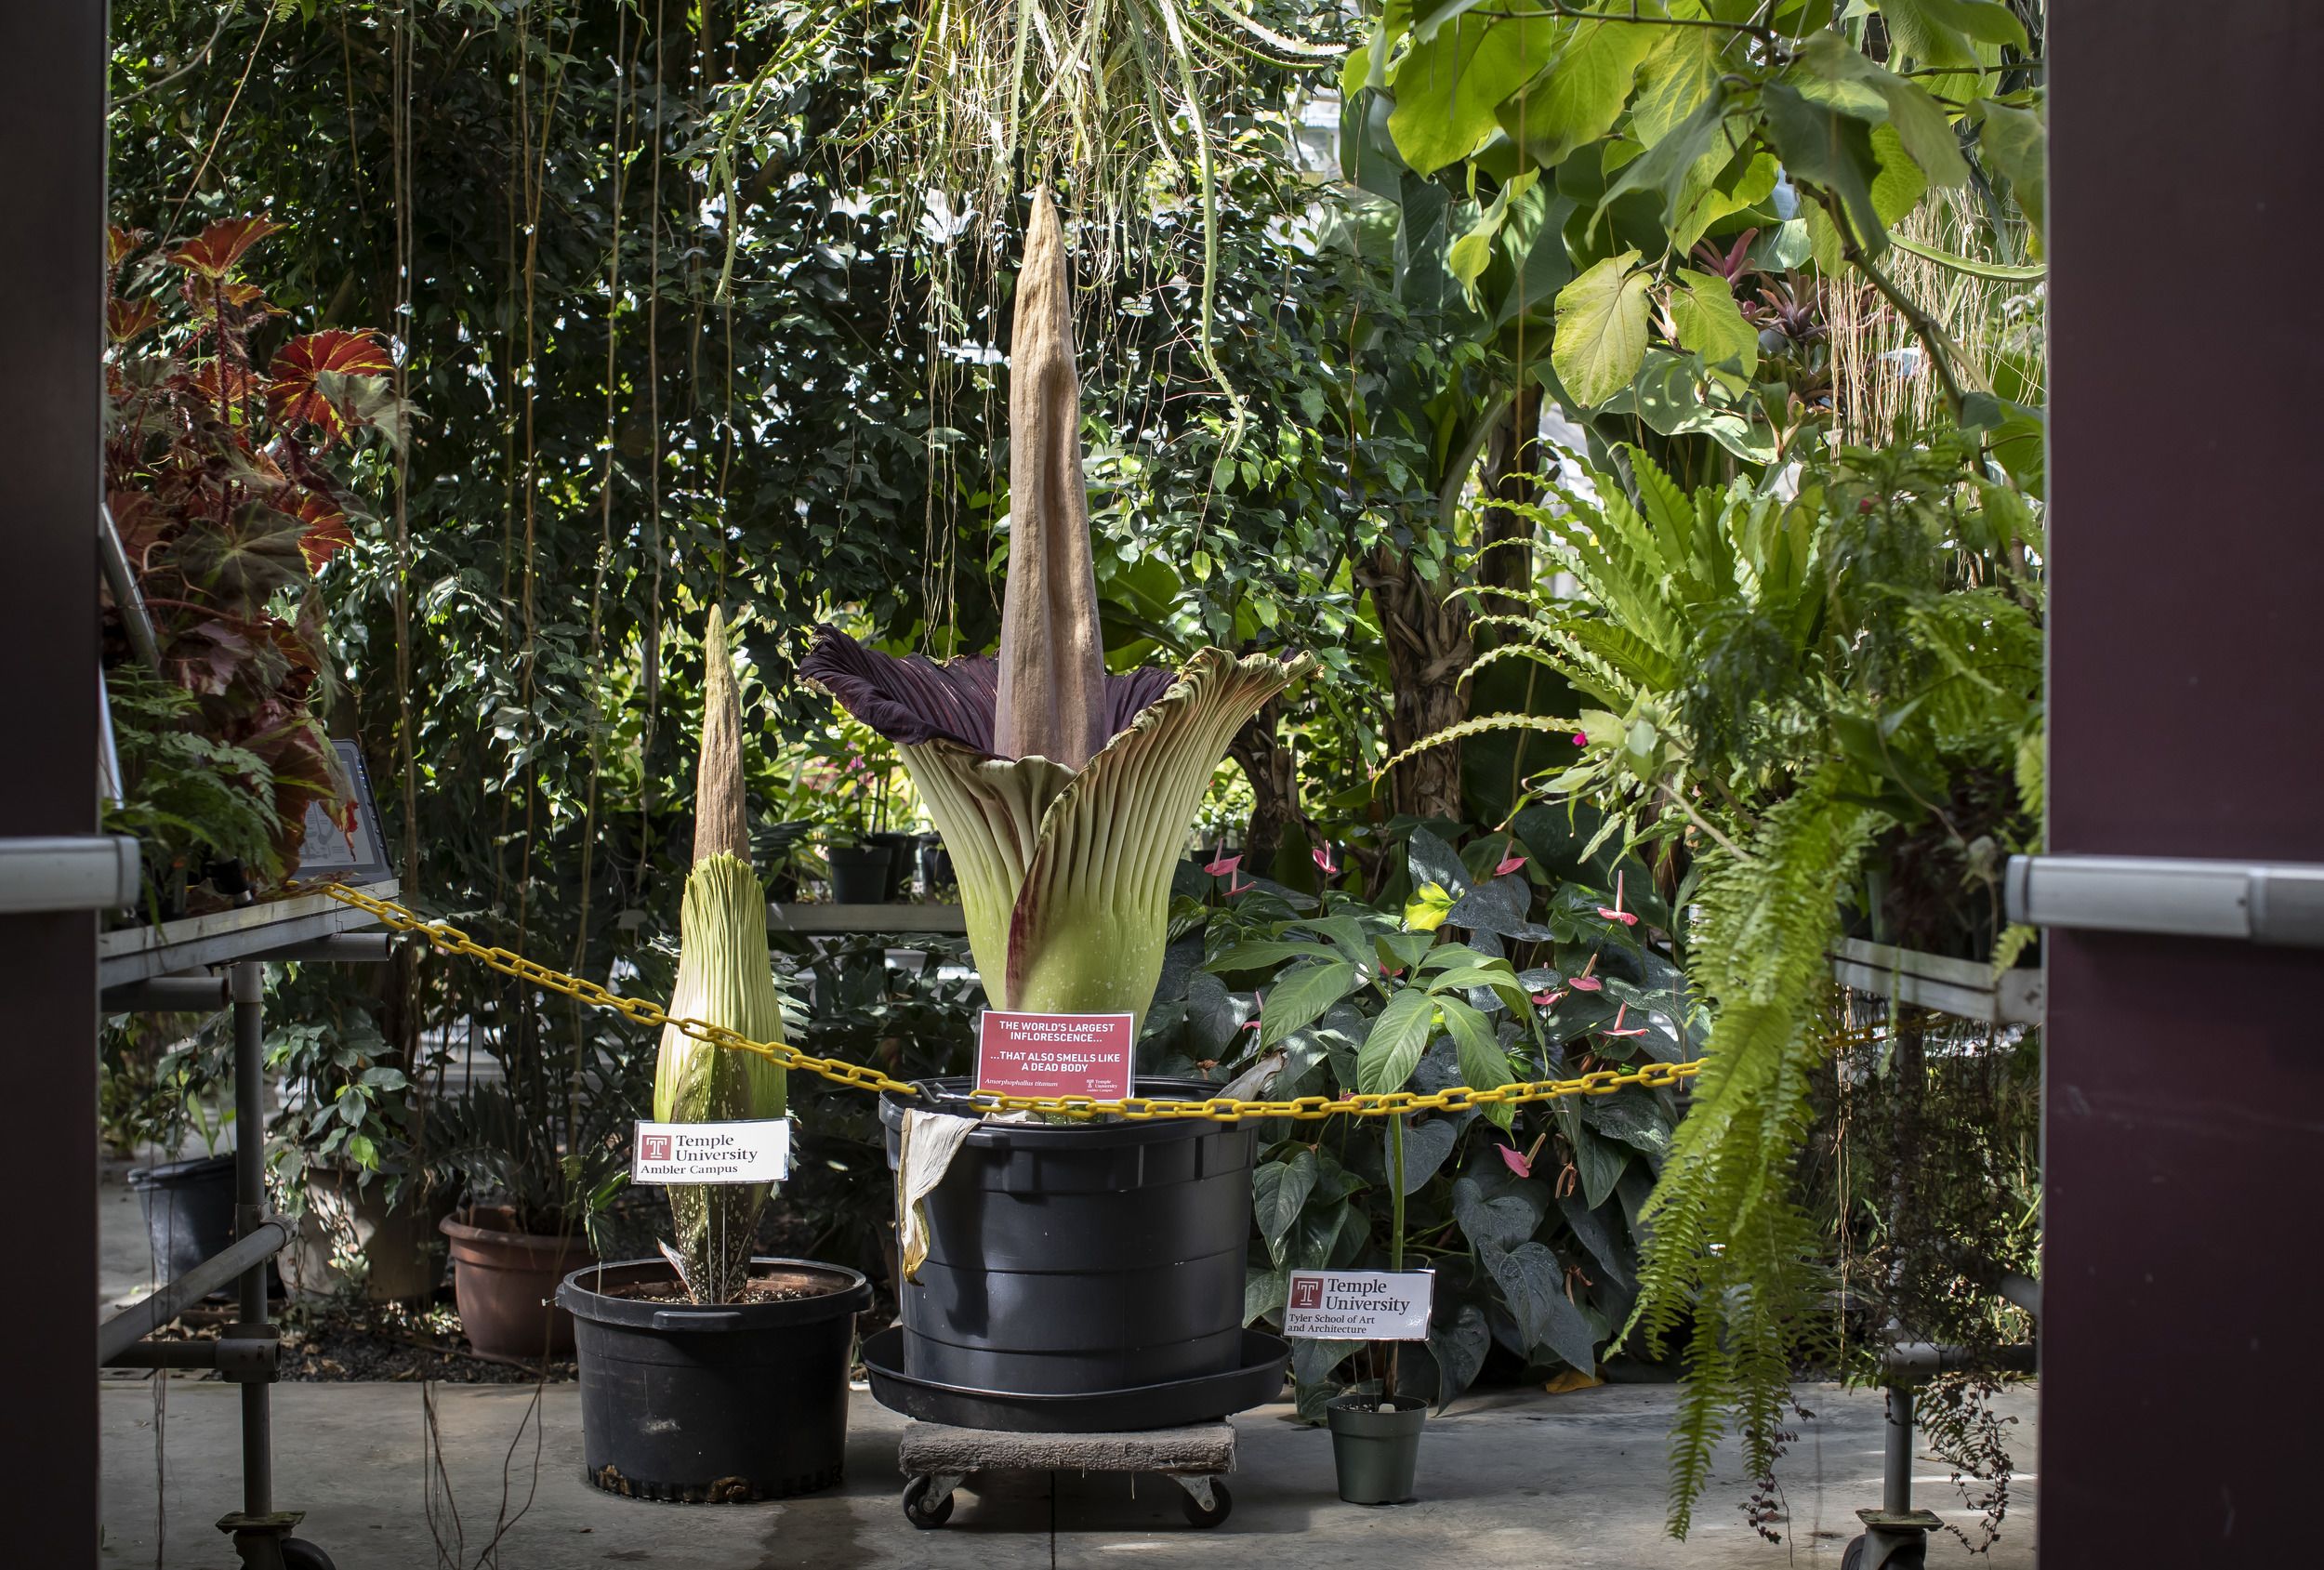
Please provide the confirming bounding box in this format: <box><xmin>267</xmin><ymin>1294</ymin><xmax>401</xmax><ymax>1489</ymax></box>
<box><xmin>299</xmin><ymin>881</ymin><xmax>1710</xmax><ymax>1120</ymax></box>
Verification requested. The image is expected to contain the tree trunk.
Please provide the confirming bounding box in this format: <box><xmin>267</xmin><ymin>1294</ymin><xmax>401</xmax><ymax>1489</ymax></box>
<box><xmin>1228</xmin><ymin>697</ymin><xmax>1301</xmax><ymax>867</ymax></box>
<box><xmin>1362</xmin><ymin>542</ymin><xmax>1472</xmax><ymax>825</ymax></box>
<box><xmin>1479</xmin><ymin>382</ymin><xmax>1545</xmax><ymax>600</ymax></box>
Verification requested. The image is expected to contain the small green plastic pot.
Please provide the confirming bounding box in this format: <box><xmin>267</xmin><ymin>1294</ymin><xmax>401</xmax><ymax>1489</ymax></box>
<box><xmin>1326</xmin><ymin>1393</ymin><xmax>1427</xmax><ymax>1505</ymax></box>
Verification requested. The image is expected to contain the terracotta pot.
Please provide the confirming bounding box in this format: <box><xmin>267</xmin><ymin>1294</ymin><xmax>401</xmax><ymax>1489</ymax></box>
<box><xmin>441</xmin><ymin>1206</ymin><xmax>594</xmax><ymax>1357</ymax></box>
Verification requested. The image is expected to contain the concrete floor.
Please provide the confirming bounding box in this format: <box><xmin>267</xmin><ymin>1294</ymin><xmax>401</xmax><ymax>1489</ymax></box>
<box><xmin>99</xmin><ymin>1377</ymin><xmax>2036</xmax><ymax>1569</ymax></box>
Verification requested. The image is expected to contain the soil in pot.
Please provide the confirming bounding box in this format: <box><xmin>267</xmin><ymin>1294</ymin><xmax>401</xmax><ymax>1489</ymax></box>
<box><xmin>878</xmin><ymin>1077</ymin><xmax>1256</xmax><ymax>1405</ymax></box>
<box><xmin>560</xmin><ymin>1256</ymin><xmax>872</xmax><ymax>1503</ymax></box>
<box><xmin>1326</xmin><ymin>1393</ymin><xmax>1428</xmax><ymax>1505</ymax></box>
<box><xmin>442</xmin><ymin>1205</ymin><xmax>594</xmax><ymax>1357</ymax></box>
<box><xmin>825</xmin><ymin>842</ymin><xmax>892</xmax><ymax>904</ymax></box>
<box><xmin>127</xmin><ymin>1153</ymin><xmax>237</xmax><ymax>1288</ymax></box>
<box><xmin>284</xmin><ymin>1168</ymin><xmax>448</xmax><ymax>1304</ymax></box>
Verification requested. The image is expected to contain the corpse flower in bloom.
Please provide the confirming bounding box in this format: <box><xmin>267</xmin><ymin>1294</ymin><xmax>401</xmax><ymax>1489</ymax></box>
<box><xmin>803</xmin><ymin>192</ymin><xmax>1308</xmax><ymax>1028</ymax></box>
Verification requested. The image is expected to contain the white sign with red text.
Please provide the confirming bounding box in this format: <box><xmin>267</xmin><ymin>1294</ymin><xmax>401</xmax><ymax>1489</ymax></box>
<box><xmin>630</xmin><ymin>1119</ymin><xmax>789</xmax><ymax>1185</ymax></box>
<box><xmin>974</xmin><ymin>1010</ymin><xmax>1135</xmax><ymax>1101</ymax></box>
<box><xmin>1282</xmin><ymin>1269</ymin><xmax>1434</xmax><ymax>1341</ymax></box>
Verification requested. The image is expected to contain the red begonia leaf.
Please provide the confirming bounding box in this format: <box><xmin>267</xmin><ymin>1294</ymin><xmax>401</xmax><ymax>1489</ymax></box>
<box><xmin>168</xmin><ymin>217</ymin><xmax>283</xmax><ymax>280</ymax></box>
<box><xmin>295</xmin><ymin>491</ymin><xmax>355</xmax><ymax>572</ymax></box>
<box><xmin>268</xmin><ymin>329</ymin><xmax>393</xmax><ymax>440</ymax></box>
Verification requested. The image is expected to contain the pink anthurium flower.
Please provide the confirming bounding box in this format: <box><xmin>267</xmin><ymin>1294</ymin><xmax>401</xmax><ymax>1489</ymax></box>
<box><xmin>1531</xmin><ymin>988</ymin><xmax>1566</xmax><ymax>1009</ymax></box>
<box><xmin>1204</xmin><ymin>847</ymin><xmax>1241</xmax><ymax>877</ymax></box>
<box><xmin>1242</xmin><ymin>991</ymin><xmax>1264</xmax><ymax>1032</ymax></box>
<box><xmin>1601</xmin><ymin>1004</ymin><xmax>1649</xmax><ymax>1038</ymax></box>
<box><xmin>1597</xmin><ymin>870</ymin><xmax>1639</xmax><ymax>927</ymax></box>
<box><xmin>1496</xmin><ymin>853</ymin><xmax>1526</xmax><ymax>877</ymax></box>
<box><xmin>1569</xmin><ymin>974</ymin><xmax>1604</xmax><ymax>993</ymax></box>
<box><xmin>1312</xmin><ymin>842</ymin><xmax>1339</xmax><ymax>876</ymax></box>
<box><xmin>1498</xmin><ymin>1143</ymin><xmax>1533</xmax><ymax>1179</ymax></box>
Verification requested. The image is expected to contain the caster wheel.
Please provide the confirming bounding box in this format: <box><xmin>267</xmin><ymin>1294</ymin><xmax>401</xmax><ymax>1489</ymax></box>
<box><xmin>281</xmin><ymin>1540</ymin><xmax>337</xmax><ymax>1570</ymax></box>
<box><xmin>1841</xmin><ymin>1535</ymin><xmax>1923</xmax><ymax>1570</ymax></box>
<box><xmin>903</xmin><ymin>1474</ymin><xmax>955</xmax><ymax>1529</ymax></box>
<box><xmin>1181</xmin><ymin>1481</ymin><xmax>1232</xmax><ymax>1528</ymax></box>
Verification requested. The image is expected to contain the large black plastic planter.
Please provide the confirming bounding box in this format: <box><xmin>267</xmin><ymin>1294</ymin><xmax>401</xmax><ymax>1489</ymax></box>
<box><xmin>126</xmin><ymin>1153</ymin><xmax>237</xmax><ymax>1286</ymax></box>
<box><xmin>559</xmin><ymin>1257</ymin><xmax>871</xmax><ymax>1503</ymax></box>
<box><xmin>878</xmin><ymin>1078</ymin><xmax>1257</xmax><ymax>1418</ymax></box>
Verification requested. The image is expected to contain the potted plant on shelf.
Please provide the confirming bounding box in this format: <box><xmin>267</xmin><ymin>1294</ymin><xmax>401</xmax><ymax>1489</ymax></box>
<box><xmin>560</xmin><ymin>608</ymin><xmax>871</xmax><ymax>1503</ymax></box>
<box><xmin>800</xmin><ymin>191</ymin><xmax>1307</xmax><ymax>1419</ymax></box>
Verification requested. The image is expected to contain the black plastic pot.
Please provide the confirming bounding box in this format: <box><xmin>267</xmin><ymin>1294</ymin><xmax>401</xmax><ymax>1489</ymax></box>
<box><xmin>915</xmin><ymin>834</ymin><xmax>954</xmax><ymax>894</ymax></box>
<box><xmin>825</xmin><ymin>842</ymin><xmax>892</xmax><ymax>904</ymax></box>
<box><xmin>866</xmin><ymin>830</ymin><xmax>916</xmax><ymax>900</ymax></box>
<box><xmin>1327</xmin><ymin>1394</ymin><xmax>1427</xmax><ymax>1505</ymax></box>
<box><xmin>878</xmin><ymin>1078</ymin><xmax>1256</xmax><ymax>1408</ymax></box>
<box><xmin>559</xmin><ymin>1257</ymin><xmax>871</xmax><ymax>1504</ymax></box>
<box><xmin>126</xmin><ymin>1153</ymin><xmax>237</xmax><ymax>1286</ymax></box>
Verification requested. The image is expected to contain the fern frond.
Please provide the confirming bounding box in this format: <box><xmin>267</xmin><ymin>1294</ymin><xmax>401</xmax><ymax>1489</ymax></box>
<box><xmin>1373</xmin><ymin>713</ymin><xmax>1581</xmax><ymax>782</ymax></box>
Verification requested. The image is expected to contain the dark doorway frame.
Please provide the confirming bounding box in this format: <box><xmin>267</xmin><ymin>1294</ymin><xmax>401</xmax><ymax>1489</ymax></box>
<box><xmin>2043</xmin><ymin>4</ymin><xmax>2323</xmax><ymax>1563</ymax></box>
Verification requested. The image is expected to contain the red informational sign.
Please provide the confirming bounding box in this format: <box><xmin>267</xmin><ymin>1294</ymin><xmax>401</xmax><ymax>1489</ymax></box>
<box><xmin>975</xmin><ymin>1009</ymin><xmax>1135</xmax><ymax>1101</ymax></box>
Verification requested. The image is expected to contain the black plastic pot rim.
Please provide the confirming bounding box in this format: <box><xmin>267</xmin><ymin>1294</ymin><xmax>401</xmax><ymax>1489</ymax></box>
<box><xmin>560</xmin><ymin>1257</ymin><xmax>871</xmax><ymax>1333</ymax></box>
<box><xmin>879</xmin><ymin>1075</ymin><xmax>1238</xmax><ymax>1147</ymax></box>
<box><xmin>125</xmin><ymin>1152</ymin><xmax>236</xmax><ymax>1186</ymax></box>
<box><xmin>1327</xmin><ymin>1393</ymin><xmax>1431</xmax><ymax>1423</ymax></box>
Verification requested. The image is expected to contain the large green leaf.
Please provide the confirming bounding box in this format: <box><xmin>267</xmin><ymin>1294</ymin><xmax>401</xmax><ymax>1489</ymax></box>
<box><xmin>1451</xmin><ymin>1164</ymin><xmax>1548</xmax><ymax>1252</ymax></box>
<box><xmin>1498</xmin><ymin>17</ymin><xmax>1659</xmax><ymax>170</ymax></box>
<box><xmin>1793</xmin><ymin>33</ymin><xmax>1968</xmax><ymax>190</ymax></box>
<box><xmin>1357</xmin><ymin>985</ymin><xmax>1435</xmax><ymax>1095</ymax></box>
<box><xmin>1388</xmin><ymin>18</ymin><xmax>1549</xmax><ymax>176</ymax></box>
<box><xmin>1254</xmin><ymin>1147</ymin><xmax>1318</xmax><ymax>1249</ymax></box>
<box><xmin>1427</xmin><ymin>1300</ymin><xmax>1493</xmax><ymax>1408</ymax></box>
<box><xmin>1479</xmin><ymin>1238</ymin><xmax>1599</xmax><ymax>1371</ymax></box>
<box><xmin>1761</xmin><ymin>82</ymin><xmax>1887</xmax><ymax>252</ymax></box>
<box><xmin>1261</xmin><ymin>959</ymin><xmax>1361</xmax><ymax>1047</ymax></box>
<box><xmin>1668</xmin><ymin>269</ymin><xmax>1757</xmax><ymax>378</ymax></box>
<box><xmin>1979</xmin><ymin>101</ymin><xmax>2047</xmax><ymax>253</ymax></box>
<box><xmin>1436</xmin><ymin>994</ymin><xmax>1515</xmax><ymax>1093</ymax></box>
<box><xmin>1551</xmin><ymin>250</ymin><xmax>1651</xmax><ymax>409</ymax></box>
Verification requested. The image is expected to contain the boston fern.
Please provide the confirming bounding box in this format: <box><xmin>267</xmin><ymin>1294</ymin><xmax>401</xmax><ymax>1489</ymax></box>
<box><xmin>1393</xmin><ymin>435</ymin><xmax>2043</xmax><ymax>1529</ymax></box>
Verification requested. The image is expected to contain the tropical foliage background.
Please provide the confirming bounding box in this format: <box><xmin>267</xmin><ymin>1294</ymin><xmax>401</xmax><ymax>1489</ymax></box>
<box><xmin>101</xmin><ymin>0</ymin><xmax>2045</xmax><ymax>1537</ymax></box>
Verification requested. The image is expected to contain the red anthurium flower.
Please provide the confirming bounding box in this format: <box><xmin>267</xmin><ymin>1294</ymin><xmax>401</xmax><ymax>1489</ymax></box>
<box><xmin>1313</xmin><ymin>842</ymin><xmax>1339</xmax><ymax>876</ymax></box>
<box><xmin>1569</xmin><ymin>974</ymin><xmax>1604</xmax><ymax>992</ymax></box>
<box><xmin>1602</xmin><ymin>1004</ymin><xmax>1649</xmax><ymax>1038</ymax></box>
<box><xmin>1531</xmin><ymin>989</ymin><xmax>1566</xmax><ymax>1009</ymax></box>
<box><xmin>1497</xmin><ymin>854</ymin><xmax>1526</xmax><ymax>877</ymax></box>
<box><xmin>1204</xmin><ymin>848</ymin><xmax>1241</xmax><ymax>877</ymax></box>
<box><xmin>1498</xmin><ymin>1144</ymin><xmax>1533</xmax><ymax>1179</ymax></box>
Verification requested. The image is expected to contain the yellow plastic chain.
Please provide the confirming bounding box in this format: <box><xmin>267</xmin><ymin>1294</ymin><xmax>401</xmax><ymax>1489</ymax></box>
<box><xmin>300</xmin><ymin>881</ymin><xmax>1706</xmax><ymax>1120</ymax></box>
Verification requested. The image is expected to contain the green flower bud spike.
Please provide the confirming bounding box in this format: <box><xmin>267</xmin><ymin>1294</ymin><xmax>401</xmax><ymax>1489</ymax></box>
<box><xmin>802</xmin><ymin>190</ymin><xmax>1311</xmax><ymax>1036</ymax></box>
<box><xmin>654</xmin><ymin>605</ymin><xmax>788</xmax><ymax>1302</ymax></box>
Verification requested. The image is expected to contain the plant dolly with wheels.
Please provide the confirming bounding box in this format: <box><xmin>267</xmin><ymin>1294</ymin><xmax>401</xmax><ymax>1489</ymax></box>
<box><xmin>897</xmin><ymin>1420</ymin><xmax>1236</xmax><ymax>1530</ymax></box>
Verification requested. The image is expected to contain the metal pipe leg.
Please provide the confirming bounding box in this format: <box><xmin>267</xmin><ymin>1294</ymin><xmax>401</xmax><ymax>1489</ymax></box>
<box><xmin>231</xmin><ymin>957</ymin><xmax>272</xmax><ymax>1517</ymax></box>
<box><xmin>1882</xmin><ymin>1382</ymin><xmax>1914</xmax><ymax>1515</ymax></box>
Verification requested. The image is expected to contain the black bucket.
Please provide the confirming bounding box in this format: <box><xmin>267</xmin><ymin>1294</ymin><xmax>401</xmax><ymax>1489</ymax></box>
<box><xmin>879</xmin><ymin>1078</ymin><xmax>1255</xmax><ymax>1404</ymax></box>
<box><xmin>559</xmin><ymin>1257</ymin><xmax>872</xmax><ymax>1503</ymax></box>
<box><xmin>126</xmin><ymin>1153</ymin><xmax>238</xmax><ymax>1286</ymax></box>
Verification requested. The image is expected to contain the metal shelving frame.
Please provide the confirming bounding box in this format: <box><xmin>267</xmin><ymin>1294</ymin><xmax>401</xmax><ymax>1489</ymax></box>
<box><xmin>97</xmin><ymin>879</ymin><xmax>399</xmax><ymax>1570</ymax></box>
<box><xmin>1826</xmin><ymin>939</ymin><xmax>2042</xmax><ymax>1569</ymax></box>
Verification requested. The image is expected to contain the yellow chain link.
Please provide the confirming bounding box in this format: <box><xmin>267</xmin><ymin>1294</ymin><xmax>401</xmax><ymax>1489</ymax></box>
<box><xmin>299</xmin><ymin>881</ymin><xmax>1707</xmax><ymax>1120</ymax></box>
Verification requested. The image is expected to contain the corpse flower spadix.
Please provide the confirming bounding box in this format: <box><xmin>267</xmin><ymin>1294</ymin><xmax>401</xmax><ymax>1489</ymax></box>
<box><xmin>802</xmin><ymin>191</ymin><xmax>1309</xmax><ymax>1031</ymax></box>
<box><xmin>654</xmin><ymin>605</ymin><xmax>788</xmax><ymax>1303</ymax></box>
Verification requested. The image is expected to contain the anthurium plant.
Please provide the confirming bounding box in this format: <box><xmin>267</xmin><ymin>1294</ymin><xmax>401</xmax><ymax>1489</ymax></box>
<box><xmin>1142</xmin><ymin>825</ymin><xmax>1697</xmax><ymax>1419</ymax></box>
<box><xmin>654</xmin><ymin>608</ymin><xmax>790</xmax><ymax>1302</ymax></box>
<box><xmin>804</xmin><ymin>191</ymin><xmax>1309</xmax><ymax>1034</ymax></box>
